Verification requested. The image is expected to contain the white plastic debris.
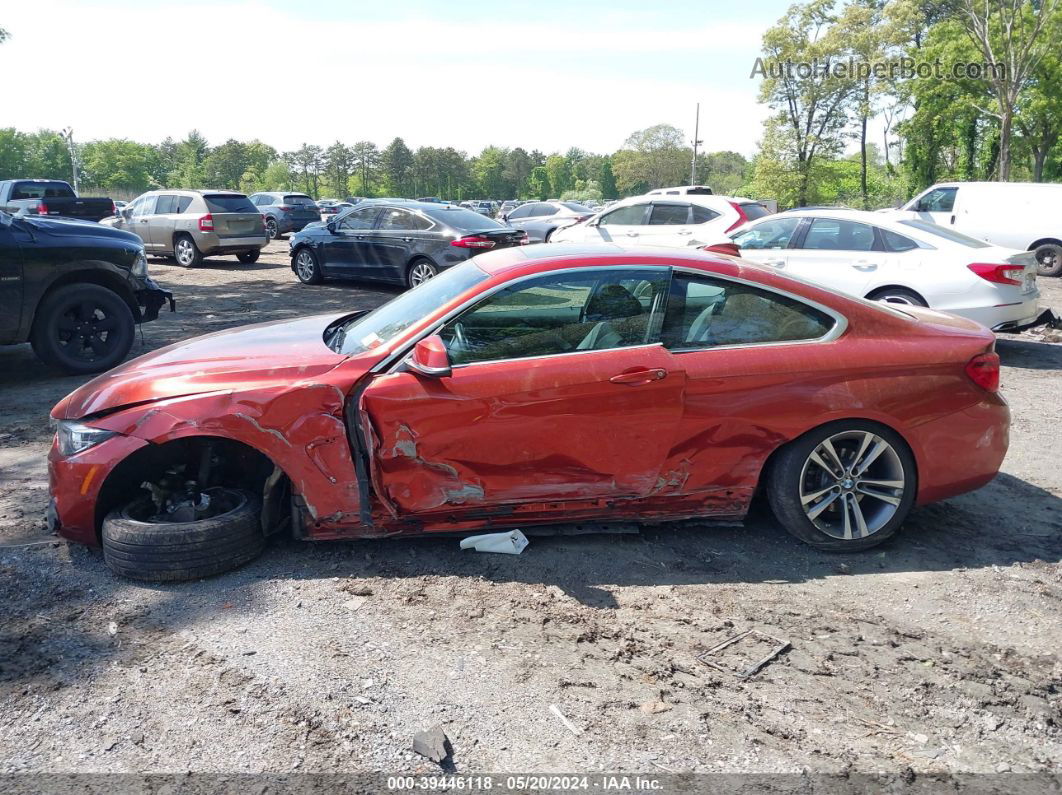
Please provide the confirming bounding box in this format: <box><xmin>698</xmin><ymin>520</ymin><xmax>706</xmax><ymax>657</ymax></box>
<box><xmin>459</xmin><ymin>529</ymin><xmax>529</xmax><ymax>555</ymax></box>
<box><xmin>549</xmin><ymin>703</ymin><xmax>582</xmax><ymax>736</ymax></box>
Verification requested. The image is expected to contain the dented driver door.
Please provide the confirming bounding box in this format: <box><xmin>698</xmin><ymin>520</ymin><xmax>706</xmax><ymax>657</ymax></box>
<box><xmin>358</xmin><ymin>267</ymin><xmax>687</xmax><ymax>520</ymax></box>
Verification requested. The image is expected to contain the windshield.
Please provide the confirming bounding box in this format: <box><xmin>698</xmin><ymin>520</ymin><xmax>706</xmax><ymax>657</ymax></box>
<box><xmin>331</xmin><ymin>261</ymin><xmax>490</xmax><ymax>355</ymax></box>
<box><xmin>898</xmin><ymin>219</ymin><xmax>990</xmax><ymax>248</ymax></box>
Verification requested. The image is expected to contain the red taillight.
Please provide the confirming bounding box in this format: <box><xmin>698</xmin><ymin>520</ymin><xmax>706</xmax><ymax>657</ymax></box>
<box><xmin>572</xmin><ymin>214</ymin><xmax>593</xmax><ymax>223</ymax></box>
<box><xmin>198</xmin><ymin>214</ymin><xmax>214</xmax><ymax>232</ymax></box>
<box><xmin>965</xmin><ymin>352</ymin><xmax>1000</xmax><ymax>392</ymax></box>
<box><xmin>278</xmin><ymin>205</ymin><xmax>294</xmax><ymax>211</ymax></box>
<box><xmin>968</xmin><ymin>263</ymin><xmax>1024</xmax><ymax>286</ymax></box>
<box><xmin>451</xmin><ymin>235</ymin><xmax>496</xmax><ymax>249</ymax></box>
<box><xmin>38</xmin><ymin>202</ymin><xmax>49</xmax><ymax>215</ymax></box>
<box><xmin>517</xmin><ymin>232</ymin><xmax>529</xmax><ymax>245</ymax></box>
<box><xmin>724</xmin><ymin>201</ymin><xmax>749</xmax><ymax>233</ymax></box>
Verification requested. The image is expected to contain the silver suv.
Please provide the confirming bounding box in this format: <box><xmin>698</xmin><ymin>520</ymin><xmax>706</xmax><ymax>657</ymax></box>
<box><xmin>104</xmin><ymin>190</ymin><xmax>267</xmax><ymax>267</ymax></box>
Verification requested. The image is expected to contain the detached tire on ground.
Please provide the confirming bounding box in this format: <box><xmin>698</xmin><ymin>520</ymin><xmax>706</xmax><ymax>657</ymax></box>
<box><xmin>102</xmin><ymin>487</ymin><xmax>264</xmax><ymax>582</ymax></box>
<box><xmin>767</xmin><ymin>420</ymin><xmax>917</xmax><ymax>552</ymax></box>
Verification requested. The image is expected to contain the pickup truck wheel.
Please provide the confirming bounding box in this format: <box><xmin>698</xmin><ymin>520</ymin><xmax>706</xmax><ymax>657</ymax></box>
<box><xmin>237</xmin><ymin>250</ymin><xmax>260</xmax><ymax>264</ymax></box>
<box><xmin>174</xmin><ymin>234</ymin><xmax>203</xmax><ymax>267</ymax></box>
<box><xmin>102</xmin><ymin>487</ymin><xmax>264</xmax><ymax>582</ymax></box>
<box><xmin>30</xmin><ymin>284</ymin><xmax>134</xmax><ymax>374</ymax></box>
<box><xmin>1034</xmin><ymin>243</ymin><xmax>1062</xmax><ymax>277</ymax></box>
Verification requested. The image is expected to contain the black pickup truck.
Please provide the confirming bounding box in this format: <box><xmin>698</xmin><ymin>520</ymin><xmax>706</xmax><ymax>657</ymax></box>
<box><xmin>0</xmin><ymin>211</ymin><xmax>174</xmax><ymax>374</ymax></box>
<box><xmin>0</xmin><ymin>179</ymin><xmax>116</xmax><ymax>223</ymax></box>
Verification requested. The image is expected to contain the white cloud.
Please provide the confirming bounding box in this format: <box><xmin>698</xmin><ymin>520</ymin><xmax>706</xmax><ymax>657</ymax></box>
<box><xmin>2</xmin><ymin>1</ymin><xmax>769</xmax><ymax>155</ymax></box>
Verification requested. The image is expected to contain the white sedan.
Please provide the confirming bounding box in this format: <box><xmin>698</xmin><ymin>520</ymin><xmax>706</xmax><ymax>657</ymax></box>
<box><xmin>550</xmin><ymin>193</ymin><xmax>770</xmax><ymax>249</ymax></box>
<box><xmin>730</xmin><ymin>208</ymin><xmax>1041</xmax><ymax>332</ymax></box>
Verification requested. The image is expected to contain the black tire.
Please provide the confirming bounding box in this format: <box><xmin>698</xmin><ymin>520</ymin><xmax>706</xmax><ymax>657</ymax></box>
<box><xmin>102</xmin><ymin>488</ymin><xmax>264</xmax><ymax>582</ymax></box>
<box><xmin>293</xmin><ymin>247</ymin><xmax>323</xmax><ymax>285</ymax></box>
<box><xmin>1034</xmin><ymin>243</ymin><xmax>1062</xmax><ymax>277</ymax></box>
<box><xmin>237</xmin><ymin>250</ymin><xmax>260</xmax><ymax>264</ymax></box>
<box><xmin>174</xmin><ymin>234</ymin><xmax>203</xmax><ymax>268</ymax></box>
<box><xmin>766</xmin><ymin>420</ymin><xmax>917</xmax><ymax>552</ymax></box>
<box><xmin>30</xmin><ymin>284</ymin><xmax>135</xmax><ymax>375</ymax></box>
<box><xmin>867</xmin><ymin>287</ymin><xmax>927</xmax><ymax>307</ymax></box>
<box><xmin>544</xmin><ymin>228</ymin><xmax>556</xmax><ymax>243</ymax></box>
<box><xmin>265</xmin><ymin>217</ymin><xmax>279</xmax><ymax>240</ymax></box>
<box><xmin>406</xmin><ymin>258</ymin><xmax>438</xmax><ymax>289</ymax></box>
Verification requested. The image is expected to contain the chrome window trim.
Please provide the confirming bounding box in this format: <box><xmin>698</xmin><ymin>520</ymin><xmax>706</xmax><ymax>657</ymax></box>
<box><xmin>371</xmin><ymin>264</ymin><xmax>671</xmax><ymax>374</ymax></box>
<box><xmin>666</xmin><ymin>266</ymin><xmax>848</xmax><ymax>351</ymax></box>
<box><xmin>371</xmin><ymin>262</ymin><xmax>849</xmax><ymax>375</ymax></box>
<box><xmin>450</xmin><ymin>341</ymin><xmax>667</xmax><ymax>371</ymax></box>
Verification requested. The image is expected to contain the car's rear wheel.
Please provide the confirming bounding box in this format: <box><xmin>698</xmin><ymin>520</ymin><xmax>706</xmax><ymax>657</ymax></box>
<box><xmin>1034</xmin><ymin>243</ymin><xmax>1062</xmax><ymax>277</ymax></box>
<box><xmin>294</xmin><ymin>247</ymin><xmax>323</xmax><ymax>284</ymax></box>
<box><xmin>867</xmin><ymin>287</ymin><xmax>926</xmax><ymax>307</ymax></box>
<box><xmin>767</xmin><ymin>421</ymin><xmax>916</xmax><ymax>551</ymax></box>
<box><xmin>237</xmin><ymin>250</ymin><xmax>260</xmax><ymax>264</ymax></box>
<box><xmin>102</xmin><ymin>487</ymin><xmax>264</xmax><ymax>582</ymax></box>
<box><xmin>174</xmin><ymin>234</ymin><xmax>203</xmax><ymax>268</ymax></box>
<box><xmin>407</xmin><ymin>258</ymin><xmax>437</xmax><ymax>288</ymax></box>
<box><xmin>265</xmin><ymin>217</ymin><xmax>279</xmax><ymax>240</ymax></box>
<box><xmin>30</xmin><ymin>284</ymin><xmax>135</xmax><ymax>374</ymax></box>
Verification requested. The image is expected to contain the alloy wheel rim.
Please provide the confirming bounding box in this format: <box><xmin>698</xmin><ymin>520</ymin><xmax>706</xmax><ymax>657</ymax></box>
<box><xmin>296</xmin><ymin>251</ymin><xmax>315</xmax><ymax>281</ymax></box>
<box><xmin>1037</xmin><ymin>249</ymin><xmax>1057</xmax><ymax>267</ymax></box>
<box><xmin>266</xmin><ymin>219</ymin><xmax>277</xmax><ymax>238</ymax></box>
<box><xmin>176</xmin><ymin>240</ymin><xmax>194</xmax><ymax>266</ymax></box>
<box><xmin>410</xmin><ymin>263</ymin><xmax>435</xmax><ymax>286</ymax></box>
<box><xmin>798</xmin><ymin>431</ymin><xmax>905</xmax><ymax>540</ymax></box>
<box><xmin>56</xmin><ymin>301</ymin><xmax>118</xmax><ymax>362</ymax></box>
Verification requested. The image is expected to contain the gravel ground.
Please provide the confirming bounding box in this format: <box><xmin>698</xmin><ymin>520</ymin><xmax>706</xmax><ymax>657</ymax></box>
<box><xmin>0</xmin><ymin>240</ymin><xmax>1060</xmax><ymax>776</ymax></box>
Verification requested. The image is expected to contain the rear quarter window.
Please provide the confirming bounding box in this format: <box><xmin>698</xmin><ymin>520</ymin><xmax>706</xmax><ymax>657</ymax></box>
<box><xmin>740</xmin><ymin>203</ymin><xmax>771</xmax><ymax>220</ymax></box>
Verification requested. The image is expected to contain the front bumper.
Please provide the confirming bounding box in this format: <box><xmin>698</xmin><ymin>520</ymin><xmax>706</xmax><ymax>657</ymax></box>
<box><xmin>133</xmin><ymin>275</ymin><xmax>174</xmax><ymax>322</ymax></box>
<box><xmin>47</xmin><ymin>433</ymin><xmax>150</xmax><ymax>546</ymax></box>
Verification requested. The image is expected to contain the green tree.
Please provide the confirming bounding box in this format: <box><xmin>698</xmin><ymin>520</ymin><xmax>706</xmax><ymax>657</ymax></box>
<box><xmin>611</xmin><ymin>124</ymin><xmax>689</xmax><ymax>194</ymax></box>
<box><xmin>472</xmin><ymin>146</ymin><xmax>510</xmax><ymax>199</ymax></box>
<box><xmin>956</xmin><ymin>0</ymin><xmax>1061</xmax><ymax>180</ymax></box>
<box><xmin>381</xmin><ymin>137</ymin><xmax>414</xmax><ymax>196</ymax></box>
<box><xmin>288</xmin><ymin>143</ymin><xmax>323</xmax><ymax>196</ymax></box>
<box><xmin>262</xmin><ymin>160</ymin><xmax>292</xmax><ymax>191</ymax></box>
<box><xmin>527</xmin><ymin>166</ymin><xmax>551</xmax><ymax>200</ymax></box>
<box><xmin>698</xmin><ymin>151</ymin><xmax>749</xmax><ymax>195</ymax></box>
<box><xmin>756</xmin><ymin>0</ymin><xmax>856</xmax><ymax>205</ymax></box>
<box><xmin>598</xmin><ymin>157</ymin><xmax>618</xmax><ymax>199</ymax></box>
<box><xmin>203</xmin><ymin>139</ymin><xmax>249</xmax><ymax>189</ymax></box>
<box><xmin>350</xmin><ymin>141</ymin><xmax>381</xmax><ymax>196</ymax></box>
<box><xmin>171</xmin><ymin>130</ymin><xmax>209</xmax><ymax>188</ymax></box>
<box><xmin>544</xmin><ymin>154</ymin><xmax>571</xmax><ymax>196</ymax></box>
<box><xmin>323</xmin><ymin>141</ymin><xmax>354</xmax><ymax>198</ymax></box>
<box><xmin>80</xmin><ymin>139</ymin><xmax>157</xmax><ymax>192</ymax></box>
<box><xmin>503</xmin><ymin>147</ymin><xmax>533</xmax><ymax>197</ymax></box>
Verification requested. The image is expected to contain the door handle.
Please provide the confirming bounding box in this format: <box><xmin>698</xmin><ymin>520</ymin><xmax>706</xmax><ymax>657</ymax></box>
<box><xmin>762</xmin><ymin>258</ymin><xmax>785</xmax><ymax>268</ymax></box>
<box><xmin>625</xmin><ymin>231</ymin><xmax>639</xmax><ymax>237</ymax></box>
<box><xmin>676</xmin><ymin>229</ymin><xmax>692</xmax><ymax>236</ymax></box>
<box><xmin>852</xmin><ymin>261</ymin><xmax>878</xmax><ymax>271</ymax></box>
<box><xmin>950</xmin><ymin>215</ymin><xmax>956</xmax><ymax>225</ymax></box>
<box><xmin>610</xmin><ymin>368</ymin><xmax>667</xmax><ymax>385</ymax></box>
<box><xmin>402</xmin><ymin>237</ymin><xmax>413</xmax><ymax>242</ymax></box>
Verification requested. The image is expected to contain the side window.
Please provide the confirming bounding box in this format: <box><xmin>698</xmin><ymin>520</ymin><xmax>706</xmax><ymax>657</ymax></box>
<box><xmin>731</xmin><ymin>217</ymin><xmax>800</xmax><ymax>250</ymax></box>
<box><xmin>257</xmin><ymin>195</ymin><xmax>274</xmax><ymax>207</ymax></box>
<box><xmin>507</xmin><ymin>204</ymin><xmax>532</xmax><ymax>219</ymax></box>
<box><xmin>131</xmin><ymin>195</ymin><xmax>156</xmax><ymax>218</ymax></box>
<box><xmin>154</xmin><ymin>195</ymin><xmax>177</xmax><ymax>214</ymax></box>
<box><xmin>881</xmin><ymin>229</ymin><xmax>918</xmax><ymax>252</ymax></box>
<box><xmin>377</xmin><ymin>209</ymin><xmax>415</xmax><ymax>230</ymax></box>
<box><xmin>176</xmin><ymin>196</ymin><xmax>193</xmax><ymax>213</ymax></box>
<box><xmin>691</xmin><ymin>205</ymin><xmax>720</xmax><ymax>224</ymax></box>
<box><xmin>599</xmin><ymin>204</ymin><xmax>649</xmax><ymax>226</ymax></box>
<box><xmin>649</xmin><ymin>203</ymin><xmax>691</xmax><ymax>225</ymax></box>
<box><xmin>409</xmin><ymin>214</ymin><xmax>433</xmax><ymax>231</ymax></box>
<box><xmin>661</xmin><ymin>274</ymin><xmax>835</xmax><ymax>350</ymax></box>
<box><xmin>535</xmin><ymin>203</ymin><xmax>559</xmax><ymax>217</ymax></box>
<box><xmin>915</xmin><ymin>187</ymin><xmax>957</xmax><ymax>213</ymax></box>
<box><xmin>801</xmin><ymin>219</ymin><xmax>876</xmax><ymax>252</ymax></box>
<box><xmin>441</xmin><ymin>269</ymin><xmax>670</xmax><ymax>366</ymax></box>
<box><xmin>340</xmin><ymin>206</ymin><xmax>379</xmax><ymax>230</ymax></box>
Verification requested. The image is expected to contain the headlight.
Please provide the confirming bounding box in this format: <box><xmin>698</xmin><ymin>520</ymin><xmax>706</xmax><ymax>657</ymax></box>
<box><xmin>131</xmin><ymin>250</ymin><xmax>148</xmax><ymax>278</ymax></box>
<box><xmin>56</xmin><ymin>421</ymin><xmax>116</xmax><ymax>456</ymax></box>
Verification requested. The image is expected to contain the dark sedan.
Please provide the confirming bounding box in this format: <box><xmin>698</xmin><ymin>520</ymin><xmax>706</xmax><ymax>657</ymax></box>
<box><xmin>502</xmin><ymin>200</ymin><xmax>595</xmax><ymax>243</ymax></box>
<box><xmin>288</xmin><ymin>201</ymin><xmax>528</xmax><ymax>289</ymax></box>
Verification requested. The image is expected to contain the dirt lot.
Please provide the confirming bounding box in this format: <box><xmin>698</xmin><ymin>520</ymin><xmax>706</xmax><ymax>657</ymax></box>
<box><xmin>1</xmin><ymin>240</ymin><xmax>1060</xmax><ymax>777</ymax></box>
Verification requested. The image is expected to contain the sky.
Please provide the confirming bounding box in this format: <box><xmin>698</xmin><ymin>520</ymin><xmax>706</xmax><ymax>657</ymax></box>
<box><xmin>2</xmin><ymin>0</ymin><xmax>796</xmax><ymax>157</ymax></box>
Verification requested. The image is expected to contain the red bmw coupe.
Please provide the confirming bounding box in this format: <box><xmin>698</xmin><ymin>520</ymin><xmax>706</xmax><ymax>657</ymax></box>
<box><xmin>48</xmin><ymin>245</ymin><xmax>1009</xmax><ymax>581</ymax></box>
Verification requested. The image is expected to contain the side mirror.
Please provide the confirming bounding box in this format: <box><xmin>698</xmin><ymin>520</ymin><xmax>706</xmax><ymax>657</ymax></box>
<box><xmin>326</xmin><ymin>219</ymin><xmax>337</xmax><ymax>233</ymax></box>
<box><xmin>408</xmin><ymin>334</ymin><xmax>451</xmax><ymax>378</ymax></box>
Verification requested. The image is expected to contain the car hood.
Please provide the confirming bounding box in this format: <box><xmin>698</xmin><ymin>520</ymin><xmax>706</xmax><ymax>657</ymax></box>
<box><xmin>53</xmin><ymin>312</ymin><xmax>352</xmax><ymax>420</ymax></box>
<box><xmin>22</xmin><ymin>215</ymin><xmax>141</xmax><ymax>245</ymax></box>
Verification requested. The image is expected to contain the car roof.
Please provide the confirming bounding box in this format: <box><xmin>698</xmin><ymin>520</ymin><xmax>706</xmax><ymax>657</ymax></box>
<box><xmin>469</xmin><ymin>243</ymin><xmax>743</xmax><ymax>277</ymax></box>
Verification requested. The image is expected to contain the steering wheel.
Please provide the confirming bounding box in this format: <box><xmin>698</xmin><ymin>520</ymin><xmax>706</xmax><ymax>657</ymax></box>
<box><xmin>449</xmin><ymin>321</ymin><xmax>469</xmax><ymax>353</ymax></box>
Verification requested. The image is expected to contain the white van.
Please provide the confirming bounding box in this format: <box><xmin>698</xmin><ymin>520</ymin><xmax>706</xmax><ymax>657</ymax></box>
<box><xmin>890</xmin><ymin>182</ymin><xmax>1062</xmax><ymax>276</ymax></box>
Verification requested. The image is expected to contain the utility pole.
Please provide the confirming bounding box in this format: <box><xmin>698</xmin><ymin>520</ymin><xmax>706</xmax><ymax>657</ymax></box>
<box><xmin>60</xmin><ymin>127</ymin><xmax>80</xmax><ymax>193</ymax></box>
<box><xmin>689</xmin><ymin>103</ymin><xmax>702</xmax><ymax>186</ymax></box>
